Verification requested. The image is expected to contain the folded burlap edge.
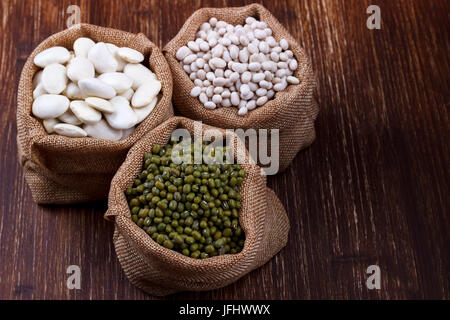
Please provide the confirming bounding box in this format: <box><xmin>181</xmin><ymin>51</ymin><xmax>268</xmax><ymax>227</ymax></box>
<box><xmin>16</xmin><ymin>23</ymin><xmax>174</xmax><ymax>203</ymax></box>
<box><xmin>163</xmin><ymin>3</ymin><xmax>318</xmax><ymax>130</ymax></box>
<box><xmin>104</xmin><ymin>116</ymin><xmax>290</xmax><ymax>295</ymax></box>
<box><xmin>112</xmin><ymin>187</ymin><xmax>289</xmax><ymax>296</ymax></box>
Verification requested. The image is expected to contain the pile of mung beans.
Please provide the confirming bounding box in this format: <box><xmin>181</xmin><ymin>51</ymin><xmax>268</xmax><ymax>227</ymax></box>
<box><xmin>125</xmin><ymin>137</ymin><xmax>246</xmax><ymax>259</ymax></box>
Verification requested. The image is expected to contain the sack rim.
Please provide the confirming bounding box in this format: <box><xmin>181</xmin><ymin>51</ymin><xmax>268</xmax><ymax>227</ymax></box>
<box><xmin>106</xmin><ymin>116</ymin><xmax>269</xmax><ymax>270</ymax></box>
<box><xmin>163</xmin><ymin>3</ymin><xmax>316</xmax><ymax>129</ymax></box>
<box><xmin>17</xmin><ymin>23</ymin><xmax>173</xmax><ymax>157</ymax></box>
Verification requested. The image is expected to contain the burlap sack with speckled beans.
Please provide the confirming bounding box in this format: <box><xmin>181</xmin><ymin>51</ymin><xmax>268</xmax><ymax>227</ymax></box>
<box><xmin>105</xmin><ymin>116</ymin><xmax>289</xmax><ymax>296</ymax></box>
<box><xmin>164</xmin><ymin>4</ymin><xmax>319</xmax><ymax>172</ymax></box>
<box><xmin>16</xmin><ymin>24</ymin><xmax>173</xmax><ymax>204</ymax></box>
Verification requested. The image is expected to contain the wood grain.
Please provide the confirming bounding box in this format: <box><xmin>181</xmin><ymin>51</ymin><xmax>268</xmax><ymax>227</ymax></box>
<box><xmin>0</xmin><ymin>0</ymin><xmax>448</xmax><ymax>299</ymax></box>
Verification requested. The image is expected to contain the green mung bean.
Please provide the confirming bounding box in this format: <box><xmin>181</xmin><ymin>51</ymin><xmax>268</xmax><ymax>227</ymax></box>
<box><xmin>126</xmin><ymin>138</ymin><xmax>246</xmax><ymax>259</ymax></box>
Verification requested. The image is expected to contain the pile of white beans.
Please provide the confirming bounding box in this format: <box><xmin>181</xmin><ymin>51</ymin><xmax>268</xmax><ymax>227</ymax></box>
<box><xmin>31</xmin><ymin>38</ymin><xmax>161</xmax><ymax>140</ymax></box>
<box><xmin>177</xmin><ymin>16</ymin><xmax>300</xmax><ymax>116</ymax></box>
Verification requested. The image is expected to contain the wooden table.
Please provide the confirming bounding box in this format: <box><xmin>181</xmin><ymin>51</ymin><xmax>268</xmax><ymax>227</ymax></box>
<box><xmin>0</xmin><ymin>0</ymin><xmax>448</xmax><ymax>300</ymax></box>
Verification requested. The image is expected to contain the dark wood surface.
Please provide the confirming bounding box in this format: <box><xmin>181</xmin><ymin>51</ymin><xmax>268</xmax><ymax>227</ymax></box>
<box><xmin>0</xmin><ymin>0</ymin><xmax>448</xmax><ymax>300</ymax></box>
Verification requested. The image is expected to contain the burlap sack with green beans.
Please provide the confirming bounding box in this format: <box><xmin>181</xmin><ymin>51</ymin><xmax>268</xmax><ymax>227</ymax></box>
<box><xmin>164</xmin><ymin>3</ymin><xmax>319</xmax><ymax>173</ymax></box>
<box><xmin>16</xmin><ymin>24</ymin><xmax>173</xmax><ymax>204</ymax></box>
<box><xmin>105</xmin><ymin>116</ymin><xmax>289</xmax><ymax>296</ymax></box>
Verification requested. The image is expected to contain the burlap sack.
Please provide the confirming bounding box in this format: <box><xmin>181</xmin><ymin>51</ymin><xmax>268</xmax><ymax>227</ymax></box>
<box><xmin>164</xmin><ymin>3</ymin><xmax>319</xmax><ymax>172</ymax></box>
<box><xmin>105</xmin><ymin>116</ymin><xmax>289</xmax><ymax>296</ymax></box>
<box><xmin>17</xmin><ymin>24</ymin><xmax>173</xmax><ymax>204</ymax></box>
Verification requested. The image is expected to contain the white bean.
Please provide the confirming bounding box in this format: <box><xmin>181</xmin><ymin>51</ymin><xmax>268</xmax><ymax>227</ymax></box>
<box><xmin>239</xmin><ymin>48</ymin><xmax>249</xmax><ymax>63</ymax></box>
<box><xmin>261</xmin><ymin>61</ymin><xmax>273</xmax><ymax>72</ymax></box>
<box><xmin>220</xmin><ymin>37</ymin><xmax>231</xmax><ymax>46</ymax></box>
<box><xmin>209</xmin><ymin>17</ymin><xmax>217</xmax><ymax>27</ymax></box>
<box><xmin>272</xmin><ymin>77</ymin><xmax>282</xmax><ymax>84</ymax></box>
<box><xmin>197</xmin><ymin>31</ymin><xmax>207</xmax><ymax>40</ymax></box>
<box><xmin>206</xmin><ymin>86</ymin><xmax>214</xmax><ymax>97</ymax></box>
<box><xmin>231</xmin><ymin>62</ymin><xmax>246</xmax><ymax>73</ymax></box>
<box><xmin>229</xmin><ymin>45</ymin><xmax>239</xmax><ymax>60</ymax></box>
<box><xmin>117</xmin><ymin>47</ymin><xmax>144</xmax><ymax>63</ymax></box>
<box><xmin>212</xmin><ymin>94</ymin><xmax>222</xmax><ymax>104</ymax></box>
<box><xmin>229</xmin><ymin>34</ymin><xmax>239</xmax><ymax>45</ymax></box>
<box><xmin>247</xmin><ymin>43</ymin><xmax>259</xmax><ymax>54</ymax></box>
<box><xmin>289</xmin><ymin>59</ymin><xmax>298</xmax><ymax>71</ymax></box>
<box><xmin>215</xmin><ymin>69</ymin><xmax>224</xmax><ymax>78</ymax></box>
<box><xmin>248</xmin><ymin>62</ymin><xmax>261</xmax><ymax>72</ymax></box>
<box><xmin>238</xmin><ymin>106</ymin><xmax>248</xmax><ymax>116</ymax></box>
<box><xmin>211</xmin><ymin>44</ymin><xmax>224</xmax><ymax>58</ymax></box>
<box><xmin>259</xmin><ymin>80</ymin><xmax>271</xmax><ymax>89</ymax></box>
<box><xmin>201</xmin><ymin>22</ymin><xmax>211</xmax><ymax>32</ymax></box>
<box><xmin>209</xmin><ymin>57</ymin><xmax>226</xmax><ymax>69</ymax></box>
<box><xmin>230</xmin><ymin>92</ymin><xmax>240</xmax><ymax>106</ymax></box>
<box><xmin>42</xmin><ymin>63</ymin><xmax>67</xmax><ymax>94</ymax></box>
<box><xmin>230</xmin><ymin>72</ymin><xmax>240</xmax><ymax>82</ymax></box>
<box><xmin>241</xmin><ymin>91</ymin><xmax>254</xmax><ymax>100</ymax></box>
<box><xmin>208</xmin><ymin>37</ymin><xmax>217</xmax><ymax>47</ymax></box>
<box><xmin>199</xmin><ymin>41</ymin><xmax>210</xmax><ymax>51</ymax></box>
<box><xmin>183</xmin><ymin>65</ymin><xmax>191</xmax><ymax>73</ymax></box>
<box><xmin>280</xmin><ymin>39</ymin><xmax>289</xmax><ymax>50</ymax></box>
<box><xmin>179</xmin><ymin>16</ymin><xmax>298</xmax><ymax>113</ymax></box>
<box><xmin>196</xmin><ymin>58</ymin><xmax>205</xmax><ymax>68</ymax></box>
<box><xmin>279</xmin><ymin>52</ymin><xmax>288</xmax><ymax>61</ymax></box>
<box><xmin>216</xmin><ymin>21</ymin><xmax>227</xmax><ymax>29</ymax></box>
<box><xmin>256</xmin><ymin>88</ymin><xmax>267</xmax><ymax>96</ymax></box>
<box><xmin>252</xmin><ymin>72</ymin><xmax>265</xmax><ymax>82</ymax></box>
<box><xmin>222</xmin><ymin>50</ymin><xmax>231</xmax><ymax>63</ymax></box>
<box><xmin>248</xmin><ymin>81</ymin><xmax>258</xmax><ymax>92</ymax></box>
<box><xmin>213</xmin><ymin>77</ymin><xmax>226</xmax><ymax>86</ymax></box>
<box><xmin>273</xmin><ymin>79</ymin><xmax>287</xmax><ymax>91</ymax></box>
<box><xmin>277</xmin><ymin>61</ymin><xmax>288</xmax><ymax>69</ymax></box>
<box><xmin>221</xmin><ymin>89</ymin><xmax>231</xmax><ymax>98</ymax></box>
<box><xmin>183</xmin><ymin>54</ymin><xmax>197</xmax><ymax>65</ymax></box>
<box><xmin>224</xmin><ymin>69</ymin><xmax>232</xmax><ymax>78</ymax></box>
<box><xmin>246</xmin><ymin>100</ymin><xmax>256</xmax><ymax>110</ymax></box>
<box><xmin>264</xmin><ymin>70</ymin><xmax>274</xmax><ymax>81</ymax></box>
<box><xmin>276</xmin><ymin>69</ymin><xmax>286</xmax><ymax>78</ymax></box>
<box><xmin>204</xmin><ymin>101</ymin><xmax>216</xmax><ymax>109</ymax></box>
<box><xmin>272</xmin><ymin>46</ymin><xmax>282</xmax><ymax>53</ymax></box>
<box><xmin>241</xmin><ymin>71</ymin><xmax>252</xmax><ymax>83</ymax></box>
<box><xmin>259</xmin><ymin>41</ymin><xmax>269</xmax><ymax>53</ymax></box>
<box><xmin>240</xmin><ymin>84</ymin><xmax>250</xmax><ymax>95</ymax></box>
<box><xmin>190</xmin><ymin>62</ymin><xmax>199</xmax><ymax>72</ymax></box>
<box><xmin>221</xmin><ymin>98</ymin><xmax>231</xmax><ymax>107</ymax></box>
<box><xmin>214</xmin><ymin>86</ymin><xmax>224</xmax><ymax>94</ymax></box>
<box><xmin>199</xmin><ymin>92</ymin><xmax>208</xmax><ymax>104</ymax></box>
<box><xmin>245</xmin><ymin>17</ymin><xmax>256</xmax><ymax>25</ymax></box>
<box><xmin>286</xmin><ymin>76</ymin><xmax>300</xmax><ymax>84</ymax></box>
<box><xmin>256</xmin><ymin>96</ymin><xmax>268</xmax><ymax>106</ymax></box>
<box><xmin>266</xmin><ymin>36</ymin><xmax>277</xmax><ymax>47</ymax></box>
<box><xmin>190</xmin><ymin>86</ymin><xmax>202</xmax><ymax>97</ymax></box>
<box><xmin>206</xmin><ymin>72</ymin><xmax>215</xmax><ymax>82</ymax></box>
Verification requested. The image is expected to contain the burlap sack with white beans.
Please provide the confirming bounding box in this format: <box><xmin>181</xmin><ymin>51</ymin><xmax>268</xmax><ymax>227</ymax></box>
<box><xmin>164</xmin><ymin>4</ymin><xmax>319</xmax><ymax>172</ymax></box>
<box><xmin>16</xmin><ymin>24</ymin><xmax>173</xmax><ymax>204</ymax></box>
<box><xmin>105</xmin><ymin>116</ymin><xmax>289</xmax><ymax>296</ymax></box>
